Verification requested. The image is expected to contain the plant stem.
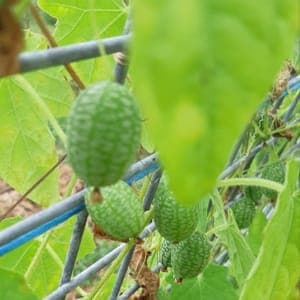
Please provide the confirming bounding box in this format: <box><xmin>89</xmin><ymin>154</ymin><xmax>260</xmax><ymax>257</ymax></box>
<box><xmin>14</xmin><ymin>75</ymin><xmax>67</xmax><ymax>148</ymax></box>
<box><xmin>87</xmin><ymin>240</ymin><xmax>135</xmax><ymax>300</ymax></box>
<box><xmin>46</xmin><ymin>244</ymin><xmax>87</xmax><ymax>297</ymax></box>
<box><xmin>25</xmin><ymin>231</ymin><xmax>52</xmax><ymax>280</ymax></box>
<box><xmin>217</xmin><ymin>177</ymin><xmax>284</xmax><ymax>193</ymax></box>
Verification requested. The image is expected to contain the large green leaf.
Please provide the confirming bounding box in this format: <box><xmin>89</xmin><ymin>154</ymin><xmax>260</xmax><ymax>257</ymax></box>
<box><xmin>158</xmin><ymin>264</ymin><xmax>238</xmax><ymax>300</ymax></box>
<box><xmin>24</xmin><ymin>30</ymin><xmax>74</xmax><ymax>117</ymax></box>
<box><xmin>246</xmin><ymin>210</ymin><xmax>267</xmax><ymax>257</ymax></box>
<box><xmin>0</xmin><ymin>78</ymin><xmax>59</xmax><ymax>206</ymax></box>
<box><xmin>0</xmin><ymin>31</ymin><xmax>74</xmax><ymax>205</ymax></box>
<box><xmin>38</xmin><ymin>0</ymin><xmax>127</xmax><ymax>84</ymax></box>
<box><xmin>0</xmin><ymin>217</ymin><xmax>94</xmax><ymax>298</ymax></box>
<box><xmin>132</xmin><ymin>0</ymin><xmax>298</xmax><ymax>204</ymax></box>
<box><xmin>240</xmin><ymin>159</ymin><xmax>300</xmax><ymax>300</ymax></box>
<box><xmin>0</xmin><ymin>268</ymin><xmax>39</xmax><ymax>300</ymax></box>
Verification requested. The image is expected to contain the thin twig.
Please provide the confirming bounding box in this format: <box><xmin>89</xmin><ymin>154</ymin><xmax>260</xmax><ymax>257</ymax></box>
<box><xmin>30</xmin><ymin>4</ymin><xmax>85</xmax><ymax>89</ymax></box>
<box><xmin>0</xmin><ymin>154</ymin><xmax>67</xmax><ymax>221</ymax></box>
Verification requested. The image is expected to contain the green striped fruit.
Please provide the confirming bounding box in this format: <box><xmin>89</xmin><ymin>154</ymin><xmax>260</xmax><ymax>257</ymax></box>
<box><xmin>159</xmin><ymin>239</ymin><xmax>172</xmax><ymax>271</ymax></box>
<box><xmin>231</xmin><ymin>197</ymin><xmax>256</xmax><ymax>229</ymax></box>
<box><xmin>67</xmin><ymin>81</ymin><xmax>141</xmax><ymax>187</ymax></box>
<box><xmin>153</xmin><ymin>183</ymin><xmax>201</xmax><ymax>243</ymax></box>
<box><xmin>85</xmin><ymin>182</ymin><xmax>144</xmax><ymax>240</ymax></box>
<box><xmin>171</xmin><ymin>232</ymin><xmax>211</xmax><ymax>280</ymax></box>
<box><xmin>261</xmin><ymin>161</ymin><xmax>285</xmax><ymax>199</ymax></box>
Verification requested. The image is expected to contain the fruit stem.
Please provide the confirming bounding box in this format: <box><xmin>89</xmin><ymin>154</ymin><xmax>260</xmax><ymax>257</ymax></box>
<box><xmin>217</xmin><ymin>177</ymin><xmax>284</xmax><ymax>193</ymax></box>
<box><xmin>13</xmin><ymin>75</ymin><xmax>68</xmax><ymax>148</ymax></box>
<box><xmin>86</xmin><ymin>240</ymin><xmax>135</xmax><ymax>300</ymax></box>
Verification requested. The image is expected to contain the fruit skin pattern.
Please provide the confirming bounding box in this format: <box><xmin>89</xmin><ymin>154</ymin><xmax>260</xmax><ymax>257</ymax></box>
<box><xmin>171</xmin><ymin>232</ymin><xmax>211</xmax><ymax>280</ymax></box>
<box><xmin>85</xmin><ymin>181</ymin><xmax>144</xmax><ymax>241</ymax></box>
<box><xmin>231</xmin><ymin>197</ymin><xmax>256</xmax><ymax>229</ymax></box>
<box><xmin>261</xmin><ymin>161</ymin><xmax>285</xmax><ymax>199</ymax></box>
<box><xmin>67</xmin><ymin>81</ymin><xmax>141</xmax><ymax>187</ymax></box>
<box><xmin>153</xmin><ymin>183</ymin><xmax>201</xmax><ymax>243</ymax></box>
<box><xmin>159</xmin><ymin>239</ymin><xmax>172</xmax><ymax>271</ymax></box>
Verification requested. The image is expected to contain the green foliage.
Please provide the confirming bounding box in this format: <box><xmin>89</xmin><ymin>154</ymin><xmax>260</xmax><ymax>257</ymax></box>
<box><xmin>0</xmin><ymin>30</ymin><xmax>73</xmax><ymax>205</ymax></box>
<box><xmin>0</xmin><ymin>78</ymin><xmax>59</xmax><ymax>206</ymax></box>
<box><xmin>246</xmin><ymin>210</ymin><xmax>267</xmax><ymax>257</ymax></box>
<box><xmin>240</xmin><ymin>160</ymin><xmax>300</xmax><ymax>300</ymax></box>
<box><xmin>0</xmin><ymin>1</ymin><xmax>299</xmax><ymax>298</ymax></box>
<box><xmin>0</xmin><ymin>217</ymin><xmax>94</xmax><ymax>298</ymax></box>
<box><xmin>214</xmin><ymin>193</ymin><xmax>255</xmax><ymax>287</ymax></box>
<box><xmin>38</xmin><ymin>0</ymin><xmax>127</xmax><ymax>83</ymax></box>
<box><xmin>132</xmin><ymin>0</ymin><xmax>298</xmax><ymax>205</ymax></box>
<box><xmin>154</xmin><ymin>183</ymin><xmax>201</xmax><ymax>242</ymax></box>
<box><xmin>158</xmin><ymin>264</ymin><xmax>238</xmax><ymax>300</ymax></box>
<box><xmin>85</xmin><ymin>182</ymin><xmax>144</xmax><ymax>240</ymax></box>
<box><xmin>0</xmin><ymin>268</ymin><xmax>39</xmax><ymax>300</ymax></box>
<box><xmin>67</xmin><ymin>81</ymin><xmax>141</xmax><ymax>187</ymax></box>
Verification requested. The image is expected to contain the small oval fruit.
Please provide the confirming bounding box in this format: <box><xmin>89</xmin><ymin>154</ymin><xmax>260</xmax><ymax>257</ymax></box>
<box><xmin>67</xmin><ymin>81</ymin><xmax>141</xmax><ymax>187</ymax></box>
<box><xmin>171</xmin><ymin>232</ymin><xmax>211</xmax><ymax>280</ymax></box>
<box><xmin>159</xmin><ymin>239</ymin><xmax>172</xmax><ymax>271</ymax></box>
<box><xmin>261</xmin><ymin>161</ymin><xmax>285</xmax><ymax>199</ymax></box>
<box><xmin>231</xmin><ymin>197</ymin><xmax>256</xmax><ymax>229</ymax></box>
<box><xmin>85</xmin><ymin>182</ymin><xmax>144</xmax><ymax>240</ymax></box>
<box><xmin>153</xmin><ymin>183</ymin><xmax>201</xmax><ymax>243</ymax></box>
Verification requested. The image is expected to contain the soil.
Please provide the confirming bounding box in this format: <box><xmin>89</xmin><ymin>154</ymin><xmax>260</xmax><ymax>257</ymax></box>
<box><xmin>0</xmin><ymin>162</ymin><xmax>83</xmax><ymax>219</ymax></box>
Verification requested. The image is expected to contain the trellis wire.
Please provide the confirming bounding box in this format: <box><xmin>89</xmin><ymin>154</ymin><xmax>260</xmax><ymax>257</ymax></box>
<box><xmin>45</xmin><ymin>222</ymin><xmax>156</xmax><ymax>300</ymax></box>
<box><xmin>109</xmin><ymin>247</ymin><xmax>135</xmax><ymax>300</ymax></box>
<box><xmin>0</xmin><ymin>190</ymin><xmax>85</xmax><ymax>246</ymax></box>
<box><xmin>59</xmin><ymin>209</ymin><xmax>89</xmax><ymax>286</ymax></box>
<box><xmin>17</xmin><ymin>35</ymin><xmax>129</xmax><ymax>75</ymax></box>
<box><xmin>0</xmin><ymin>154</ymin><xmax>159</xmax><ymax>255</ymax></box>
<box><xmin>114</xmin><ymin>18</ymin><xmax>131</xmax><ymax>85</ymax></box>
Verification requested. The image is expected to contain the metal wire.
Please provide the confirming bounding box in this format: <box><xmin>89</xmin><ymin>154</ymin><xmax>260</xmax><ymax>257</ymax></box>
<box><xmin>18</xmin><ymin>35</ymin><xmax>130</xmax><ymax>75</ymax></box>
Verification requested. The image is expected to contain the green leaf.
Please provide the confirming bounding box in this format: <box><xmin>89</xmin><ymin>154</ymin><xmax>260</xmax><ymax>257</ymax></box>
<box><xmin>0</xmin><ymin>78</ymin><xmax>59</xmax><ymax>206</ymax></box>
<box><xmin>213</xmin><ymin>193</ymin><xmax>255</xmax><ymax>286</ymax></box>
<box><xmin>246</xmin><ymin>210</ymin><xmax>267</xmax><ymax>256</ymax></box>
<box><xmin>0</xmin><ymin>268</ymin><xmax>39</xmax><ymax>300</ymax></box>
<box><xmin>132</xmin><ymin>0</ymin><xmax>298</xmax><ymax>204</ymax></box>
<box><xmin>24</xmin><ymin>30</ymin><xmax>74</xmax><ymax>117</ymax></box>
<box><xmin>0</xmin><ymin>217</ymin><xmax>94</xmax><ymax>298</ymax></box>
<box><xmin>158</xmin><ymin>265</ymin><xmax>238</xmax><ymax>300</ymax></box>
<box><xmin>240</xmin><ymin>159</ymin><xmax>300</xmax><ymax>300</ymax></box>
<box><xmin>38</xmin><ymin>0</ymin><xmax>127</xmax><ymax>84</ymax></box>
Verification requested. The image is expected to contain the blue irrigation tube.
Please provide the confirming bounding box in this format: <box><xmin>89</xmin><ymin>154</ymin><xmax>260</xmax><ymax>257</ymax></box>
<box><xmin>0</xmin><ymin>159</ymin><xmax>159</xmax><ymax>256</ymax></box>
<box><xmin>0</xmin><ymin>203</ymin><xmax>85</xmax><ymax>256</ymax></box>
